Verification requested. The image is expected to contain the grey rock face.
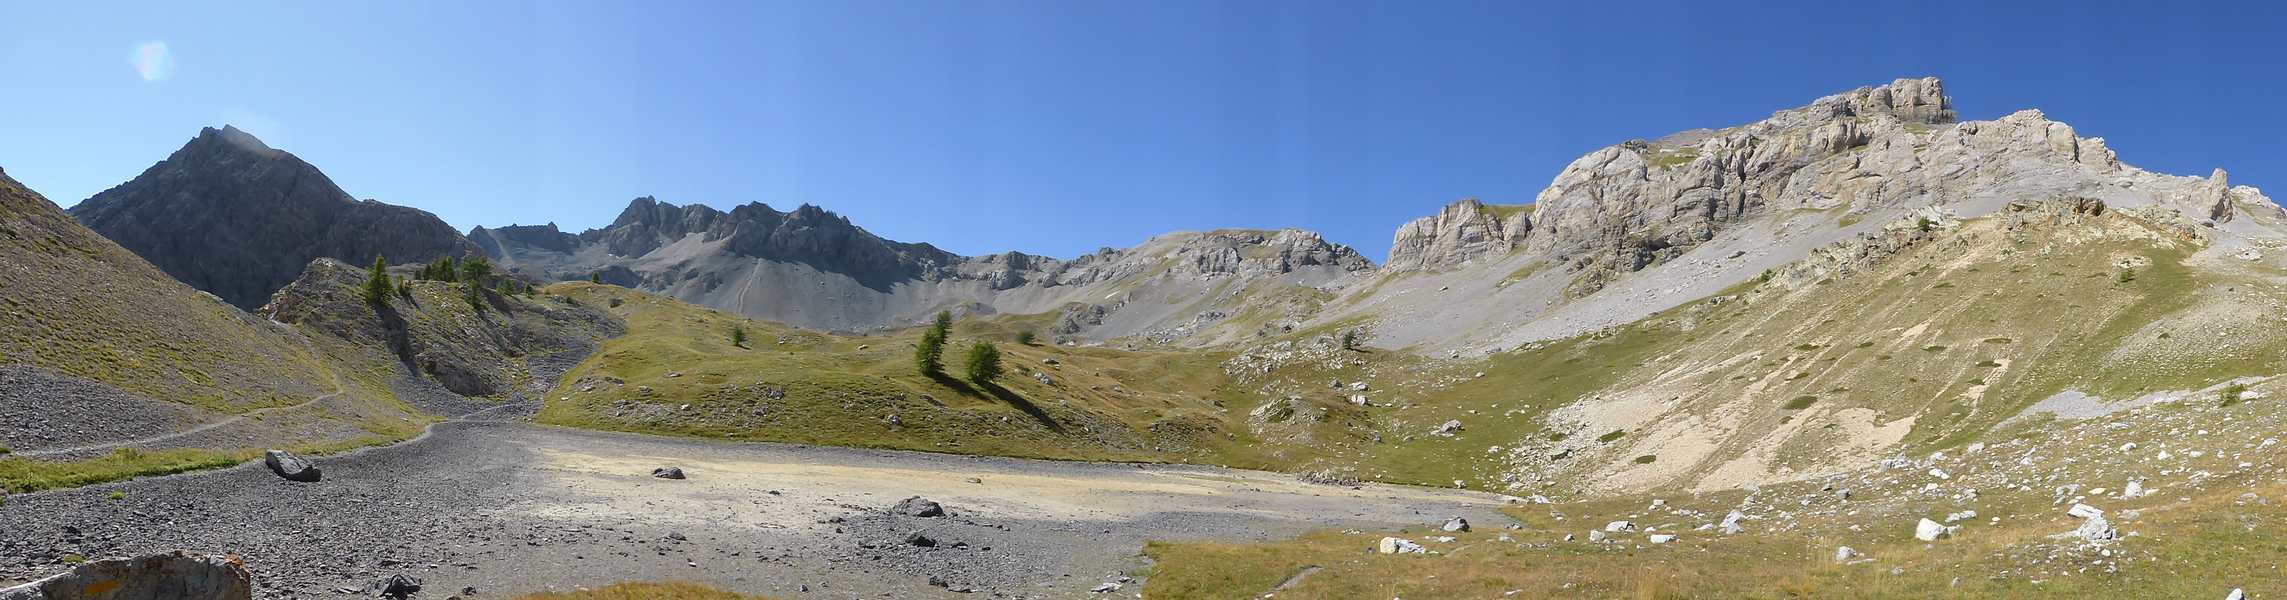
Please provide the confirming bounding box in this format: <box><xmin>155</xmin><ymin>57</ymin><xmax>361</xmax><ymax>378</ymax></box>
<box><xmin>479</xmin><ymin>196</ymin><xmax>1373</xmax><ymax>341</ymax></box>
<box><xmin>68</xmin><ymin>126</ymin><xmax>480</xmax><ymax>309</ymax></box>
<box><xmin>263</xmin><ymin>449</ymin><xmax>321</xmax><ymax>482</ymax></box>
<box><xmin>1386</xmin><ymin>199</ymin><xmax>1532</xmax><ymax>271</ymax></box>
<box><xmin>0</xmin><ymin>551</ymin><xmax>252</xmax><ymax>600</ymax></box>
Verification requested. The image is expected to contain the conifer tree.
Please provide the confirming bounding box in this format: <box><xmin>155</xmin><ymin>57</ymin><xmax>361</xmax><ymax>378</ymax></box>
<box><xmin>915</xmin><ymin>310</ymin><xmax>952</xmax><ymax>376</ymax></box>
<box><xmin>363</xmin><ymin>255</ymin><xmax>393</xmax><ymax>308</ymax></box>
<box><xmin>964</xmin><ymin>341</ymin><xmax>1003</xmax><ymax>385</ymax></box>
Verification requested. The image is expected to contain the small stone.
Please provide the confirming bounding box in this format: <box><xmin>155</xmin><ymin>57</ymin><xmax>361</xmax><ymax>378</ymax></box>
<box><xmin>651</xmin><ymin>466</ymin><xmax>686</xmax><ymax>480</ymax></box>
<box><xmin>1914</xmin><ymin>518</ymin><xmax>1949</xmax><ymax>541</ymax></box>
<box><xmin>1834</xmin><ymin>546</ymin><xmax>1860</xmax><ymax>563</ymax></box>
<box><xmin>1441</xmin><ymin>517</ymin><xmax>1471</xmax><ymax>532</ymax></box>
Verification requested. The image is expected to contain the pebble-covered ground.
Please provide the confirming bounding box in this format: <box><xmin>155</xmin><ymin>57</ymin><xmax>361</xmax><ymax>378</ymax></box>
<box><xmin>0</xmin><ymin>420</ymin><xmax>1503</xmax><ymax>599</ymax></box>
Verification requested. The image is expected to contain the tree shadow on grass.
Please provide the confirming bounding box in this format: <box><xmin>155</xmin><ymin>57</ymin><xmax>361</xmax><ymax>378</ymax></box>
<box><xmin>929</xmin><ymin>373</ymin><xmax>1064</xmax><ymax>434</ymax></box>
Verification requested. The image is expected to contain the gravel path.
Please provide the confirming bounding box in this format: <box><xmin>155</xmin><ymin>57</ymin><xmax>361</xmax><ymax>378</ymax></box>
<box><xmin>0</xmin><ymin>422</ymin><xmax>1506</xmax><ymax>599</ymax></box>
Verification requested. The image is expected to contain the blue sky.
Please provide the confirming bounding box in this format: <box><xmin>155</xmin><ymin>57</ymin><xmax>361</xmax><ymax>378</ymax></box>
<box><xmin>2</xmin><ymin>1</ymin><xmax>2281</xmax><ymax>261</ymax></box>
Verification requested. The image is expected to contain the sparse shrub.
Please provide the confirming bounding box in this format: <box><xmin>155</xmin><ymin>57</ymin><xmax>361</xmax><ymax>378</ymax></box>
<box><xmin>1783</xmin><ymin>395</ymin><xmax>1817</xmax><ymax>410</ymax></box>
<box><xmin>60</xmin><ymin>554</ymin><xmax>84</xmax><ymax>564</ymax></box>
<box><xmin>1916</xmin><ymin>217</ymin><xmax>1934</xmax><ymax>232</ymax></box>
<box><xmin>362</xmin><ymin>255</ymin><xmax>393</xmax><ymax>308</ymax></box>
<box><xmin>1597</xmin><ymin>430</ymin><xmax>1627</xmax><ymax>443</ymax></box>
<box><xmin>1016</xmin><ymin>331</ymin><xmax>1036</xmax><ymax>346</ymax></box>
<box><xmin>2117</xmin><ymin>269</ymin><xmax>2136</xmax><ymax>283</ymax></box>
<box><xmin>1632</xmin><ymin>455</ymin><xmax>1657</xmax><ymax>464</ymax></box>
<box><xmin>916</xmin><ymin>311</ymin><xmax>951</xmax><ymax>376</ymax></box>
<box><xmin>463</xmin><ymin>282</ymin><xmax>485</xmax><ymax>312</ymax></box>
<box><xmin>106</xmin><ymin>490</ymin><xmax>124</xmax><ymax>501</ymax></box>
<box><xmin>964</xmin><ymin>340</ymin><xmax>1003</xmax><ymax>385</ymax></box>
<box><xmin>731</xmin><ymin>325</ymin><xmax>747</xmax><ymax>348</ymax></box>
<box><xmin>2221</xmin><ymin>383</ymin><xmax>2249</xmax><ymax>407</ymax></box>
<box><xmin>1340</xmin><ymin>329</ymin><xmax>1360</xmax><ymax>351</ymax></box>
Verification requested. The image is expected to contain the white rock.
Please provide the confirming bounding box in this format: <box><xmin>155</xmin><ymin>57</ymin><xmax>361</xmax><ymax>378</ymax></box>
<box><xmin>2123</xmin><ymin>480</ymin><xmax>2145</xmax><ymax>498</ymax></box>
<box><xmin>2226</xmin><ymin>588</ymin><xmax>2245</xmax><ymax>600</ymax></box>
<box><xmin>1587</xmin><ymin>530</ymin><xmax>1607</xmax><ymax>542</ymax></box>
<box><xmin>1648</xmin><ymin>534</ymin><xmax>1677</xmax><ymax>544</ymax></box>
<box><xmin>2068</xmin><ymin>503</ymin><xmax>2104</xmax><ymax>519</ymax></box>
<box><xmin>1720</xmin><ymin>511</ymin><xmax>1747</xmax><ymax>534</ymax></box>
<box><xmin>1914</xmin><ymin>518</ymin><xmax>1949</xmax><ymax>541</ymax></box>
<box><xmin>1834</xmin><ymin>546</ymin><xmax>1860</xmax><ymax>563</ymax></box>
<box><xmin>1377</xmin><ymin>537</ymin><xmax>1426</xmax><ymax>554</ymax></box>
<box><xmin>1604</xmin><ymin>520</ymin><xmax>1636</xmax><ymax>533</ymax></box>
<box><xmin>1928</xmin><ymin>468</ymin><xmax>1950</xmax><ymax>480</ymax></box>
<box><xmin>2076</xmin><ymin>515</ymin><xmax>2117</xmax><ymax>543</ymax></box>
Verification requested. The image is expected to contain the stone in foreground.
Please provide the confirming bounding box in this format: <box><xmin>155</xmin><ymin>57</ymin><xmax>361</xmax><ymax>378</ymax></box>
<box><xmin>651</xmin><ymin>466</ymin><xmax>686</xmax><ymax>479</ymax></box>
<box><xmin>0</xmin><ymin>551</ymin><xmax>252</xmax><ymax>600</ymax></box>
<box><xmin>262</xmin><ymin>449</ymin><xmax>321</xmax><ymax>483</ymax></box>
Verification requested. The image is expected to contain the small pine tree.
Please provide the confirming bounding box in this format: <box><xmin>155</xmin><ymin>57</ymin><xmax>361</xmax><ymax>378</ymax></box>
<box><xmin>1016</xmin><ymin>331</ymin><xmax>1036</xmax><ymax>346</ymax></box>
<box><xmin>439</xmin><ymin>256</ymin><xmax>459</xmax><ymax>282</ymax></box>
<box><xmin>460</xmin><ymin>255</ymin><xmax>493</xmax><ymax>285</ymax></box>
<box><xmin>916</xmin><ymin>311</ymin><xmax>951</xmax><ymax>376</ymax></box>
<box><xmin>363</xmin><ymin>255</ymin><xmax>393</xmax><ymax>308</ymax></box>
<box><xmin>731</xmin><ymin>325</ymin><xmax>747</xmax><ymax>347</ymax></box>
<box><xmin>965</xmin><ymin>341</ymin><xmax>1003</xmax><ymax>385</ymax></box>
<box><xmin>1340</xmin><ymin>329</ymin><xmax>1359</xmax><ymax>351</ymax></box>
<box><xmin>590</xmin><ymin>272</ymin><xmax>602</xmax><ymax>284</ymax></box>
<box><xmin>396</xmin><ymin>277</ymin><xmax>412</xmax><ymax>300</ymax></box>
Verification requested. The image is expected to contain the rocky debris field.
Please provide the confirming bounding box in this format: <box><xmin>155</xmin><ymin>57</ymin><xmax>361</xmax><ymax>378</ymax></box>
<box><xmin>0</xmin><ymin>365</ymin><xmax>210</xmax><ymax>454</ymax></box>
<box><xmin>0</xmin><ymin>421</ymin><xmax>1501</xmax><ymax>599</ymax></box>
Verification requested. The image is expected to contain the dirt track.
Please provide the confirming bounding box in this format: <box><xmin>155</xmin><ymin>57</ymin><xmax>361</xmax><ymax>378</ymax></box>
<box><xmin>0</xmin><ymin>421</ymin><xmax>1505</xmax><ymax>599</ymax></box>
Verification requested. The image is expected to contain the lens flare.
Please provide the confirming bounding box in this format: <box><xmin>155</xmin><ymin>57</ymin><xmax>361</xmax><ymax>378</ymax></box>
<box><xmin>131</xmin><ymin>42</ymin><xmax>173</xmax><ymax>81</ymax></box>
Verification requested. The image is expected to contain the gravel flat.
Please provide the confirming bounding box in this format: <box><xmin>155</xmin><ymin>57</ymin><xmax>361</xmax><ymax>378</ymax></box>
<box><xmin>0</xmin><ymin>421</ymin><xmax>1505</xmax><ymax>599</ymax></box>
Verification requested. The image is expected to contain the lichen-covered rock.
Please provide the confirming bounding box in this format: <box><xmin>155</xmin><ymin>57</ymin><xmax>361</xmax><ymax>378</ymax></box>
<box><xmin>0</xmin><ymin>552</ymin><xmax>252</xmax><ymax>600</ymax></box>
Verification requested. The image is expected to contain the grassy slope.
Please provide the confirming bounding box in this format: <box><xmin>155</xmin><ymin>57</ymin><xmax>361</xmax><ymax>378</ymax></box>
<box><xmin>536</xmin><ymin>283</ymin><xmax>1275</xmax><ymax>466</ymax></box>
<box><xmin>0</xmin><ymin>170</ymin><xmax>333</xmax><ymax>412</ymax></box>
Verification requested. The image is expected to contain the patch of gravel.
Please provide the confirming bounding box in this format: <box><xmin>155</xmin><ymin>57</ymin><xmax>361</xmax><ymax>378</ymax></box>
<box><xmin>0</xmin><ymin>365</ymin><xmax>212</xmax><ymax>453</ymax></box>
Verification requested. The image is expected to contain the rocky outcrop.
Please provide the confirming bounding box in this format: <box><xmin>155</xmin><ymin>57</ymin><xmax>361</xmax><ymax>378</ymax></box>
<box><xmin>1385</xmin><ymin>199</ymin><xmax>1531</xmax><ymax>271</ymax></box>
<box><xmin>469</xmin><ymin>223</ymin><xmax>580</xmax><ymax>256</ymax></box>
<box><xmin>68</xmin><ymin>126</ymin><xmax>480</xmax><ymax>309</ymax></box>
<box><xmin>2203</xmin><ymin>168</ymin><xmax>2235</xmax><ymax>223</ymax></box>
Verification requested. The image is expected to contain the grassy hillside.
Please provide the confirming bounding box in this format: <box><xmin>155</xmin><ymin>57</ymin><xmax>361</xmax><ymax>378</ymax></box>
<box><xmin>537</xmin><ymin>283</ymin><xmax>1278</xmax><ymax>465</ymax></box>
<box><xmin>0</xmin><ymin>169</ymin><xmax>332</xmax><ymax>412</ymax></box>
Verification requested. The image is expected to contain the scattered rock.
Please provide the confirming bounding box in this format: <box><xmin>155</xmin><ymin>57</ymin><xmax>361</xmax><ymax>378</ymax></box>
<box><xmin>905</xmin><ymin>531</ymin><xmax>937</xmax><ymax>548</ymax></box>
<box><xmin>2067</xmin><ymin>503</ymin><xmax>2103</xmax><ymax>519</ymax></box>
<box><xmin>2075</xmin><ymin>515</ymin><xmax>2117</xmax><ymax>544</ymax></box>
<box><xmin>263</xmin><ymin>449</ymin><xmax>322</xmax><ymax>483</ymax></box>
<box><xmin>1587</xmin><ymin>530</ymin><xmax>1608</xmax><ymax>542</ymax></box>
<box><xmin>1604</xmin><ymin>520</ymin><xmax>1636</xmax><ymax>533</ymax></box>
<box><xmin>1834</xmin><ymin>546</ymin><xmax>1860</xmax><ymax>563</ymax></box>
<box><xmin>1441</xmin><ymin>517</ymin><xmax>1470</xmax><ymax>532</ymax></box>
<box><xmin>1914</xmin><ymin>518</ymin><xmax>1949</xmax><ymax>541</ymax></box>
<box><xmin>651</xmin><ymin>466</ymin><xmax>686</xmax><ymax>480</ymax></box>
<box><xmin>377</xmin><ymin>574</ymin><xmax>423</xmax><ymax>600</ymax></box>
<box><xmin>1434</xmin><ymin>420</ymin><xmax>1464</xmax><ymax>435</ymax></box>
<box><xmin>1376</xmin><ymin>537</ymin><xmax>1426</xmax><ymax>555</ymax></box>
<box><xmin>894</xmin><ymin>496</ymin><xmax>946</xmax><ymax>517</ymax></box>
<box><xmin>1648</xmin><ymin>534</ymin><xmax>1677</xmax><ymax>544</ymax></box>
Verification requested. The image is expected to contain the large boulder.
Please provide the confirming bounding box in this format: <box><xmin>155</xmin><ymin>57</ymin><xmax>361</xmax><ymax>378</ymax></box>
<box><xmin>262</xmin><ymin>450</ymin><xmax>321</xmax><ymax>483</ymax></box>
<box><xmin>0</xmin><ymin>552</ymin><xmax>252</xmax><ymax>600</ymax></box>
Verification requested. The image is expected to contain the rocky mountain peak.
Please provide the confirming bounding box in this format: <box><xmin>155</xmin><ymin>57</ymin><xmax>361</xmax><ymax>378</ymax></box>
<box><xmin>67</xmin><ymin>126</ymin><xmax>478</xmax><ymax>309</ymax></box>
<box><xmin>1385</xmin><ymin>199</ymin><xmax>1532</xmax><ymax>271</ymax></box>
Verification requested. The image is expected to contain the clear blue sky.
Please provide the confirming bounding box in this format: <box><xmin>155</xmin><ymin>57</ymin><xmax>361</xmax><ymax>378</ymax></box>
<box><xmin>2</xmin><ymin>1</ymin><xmax>2281</xmax><ymax>261</ymax></box>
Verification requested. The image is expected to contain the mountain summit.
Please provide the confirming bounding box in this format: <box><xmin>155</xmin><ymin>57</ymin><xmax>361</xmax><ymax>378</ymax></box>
<box><xmin>68</xmin><ymin>126</ymin><xmax>478</xmax><ymax>309</ymax></box>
